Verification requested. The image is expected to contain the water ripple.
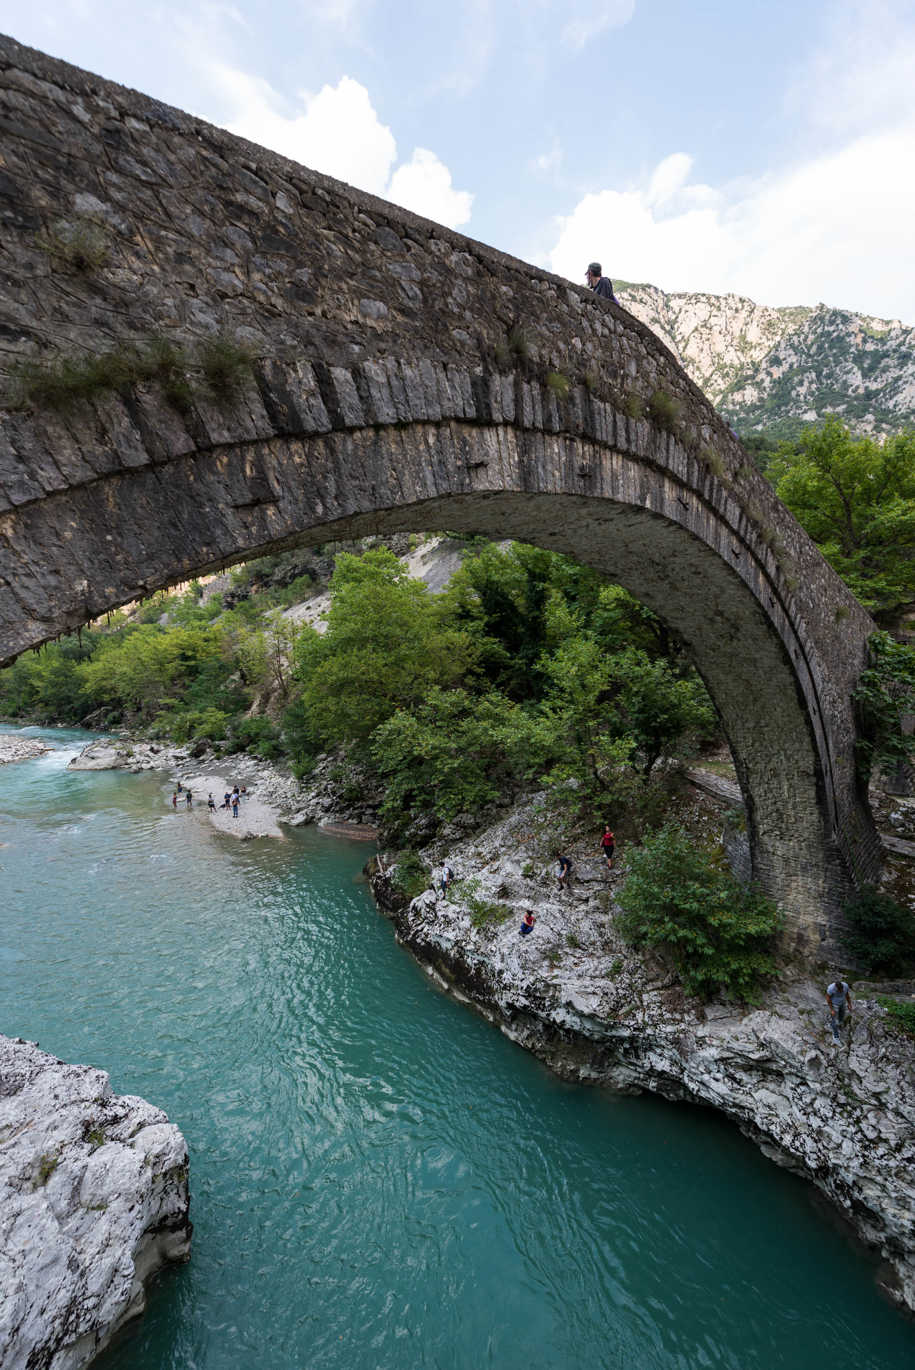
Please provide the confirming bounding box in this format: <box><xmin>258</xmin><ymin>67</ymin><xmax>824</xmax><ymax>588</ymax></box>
<box><xmin>0</xmin><ymin>731</ymin><xmax>911</xmax><ymax>1369</ymax></box>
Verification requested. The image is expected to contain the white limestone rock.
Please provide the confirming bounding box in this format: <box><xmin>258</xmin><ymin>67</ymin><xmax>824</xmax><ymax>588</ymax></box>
<box><xmin>372</xmin><ymin>799</ymin><xmax>915</xmax><ymax>1314</ymax></box>
<box><xmin>0</xmin><ymin>734</ymin><xmax>52</xmax><ymax>765</ymax></box>
<box><xmin>0</xmin><ymin>1035</ymin><xmax>191</xmax><ymax>1370</ymax></box>
<box><xmin>617</xmin><ymin>282</ymin><xmax>915</xmax><ymax>434</ymax></box>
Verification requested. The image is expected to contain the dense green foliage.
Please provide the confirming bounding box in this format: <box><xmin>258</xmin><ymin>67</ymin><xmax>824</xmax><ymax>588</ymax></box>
<box><xmin>616</xmin><ymin>826</ymin><xmax>782</xmax><ymax>1001</ymax></box>
<box><xmin>283</xmin><ymin>549</ymin><xmax>474</xmax><ymax>755</ymax></box>
<box><xmin>877</xmin><ymin>997</ymin><xmax>915</xmax><ymax>1039</ymax></box>
<box><xmin>843</xmin><ymin>886</ymin><xmax>915</xmax><ymax>976</ymax></box>
<box><xmin>0</xmin><ymin>579</ymin><xmax>296</xmax><ymax>758</ymax></box>
<box><xmin>768</xmin><ymin>418</ymin><xmax>915</xmax><ymax>618</ymax></box>
<box><xmin>852</xmin><ymin>631</ymin><xmax>915</xmax><ymax>781</ymax></box>
<box><xmin>0</xmin><ymin>540</ymin><xmax>721</xmax><ymax>842</ymax></box>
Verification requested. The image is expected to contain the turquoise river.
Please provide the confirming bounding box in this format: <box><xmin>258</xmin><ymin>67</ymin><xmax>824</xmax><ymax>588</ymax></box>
<box><xmin>2</xmin><ymin>728</ymin><xmax>912</xmax><ymax>1369</ymax></box>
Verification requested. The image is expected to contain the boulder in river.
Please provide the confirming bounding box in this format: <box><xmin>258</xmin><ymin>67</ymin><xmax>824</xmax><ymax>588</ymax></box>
<box><xmin>0</xmin><ymin>1034</ymin><xmax>191</xmax><ymax>1370</ymax></box>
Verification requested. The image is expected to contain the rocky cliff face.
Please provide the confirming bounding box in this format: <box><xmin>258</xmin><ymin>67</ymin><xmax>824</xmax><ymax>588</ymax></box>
<box><xmin>0</xmin><ymin>1035</ymin><xmax>191</xmax><ymax>1370</ymax></box>
<box><xmin>617</xmin><ymin>282</ymin><xmax>915</xmax><ymax>437</ymax></box>
<box><xmin>369</xmin><ymin>799</ymin><xmax>915</xmax><ymax>1316</ymax></box>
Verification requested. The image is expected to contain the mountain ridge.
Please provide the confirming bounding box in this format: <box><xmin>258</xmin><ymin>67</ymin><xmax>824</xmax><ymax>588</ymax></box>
<box><xmin>614</xmin><ymin>281</ymin><xmax>915</xmax><ymax>438</ymax></box>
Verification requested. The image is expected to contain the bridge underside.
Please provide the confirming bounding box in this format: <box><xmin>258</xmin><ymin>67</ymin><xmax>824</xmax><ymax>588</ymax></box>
<box><xmin>0</xmin><ymin>34</ymin><xmax>883</xmax><ymax>957</ymax></box>
<box><xmin>0</xmin><ymin>415</ymin><xmax>881</xmax><ymax>955</ymax></box>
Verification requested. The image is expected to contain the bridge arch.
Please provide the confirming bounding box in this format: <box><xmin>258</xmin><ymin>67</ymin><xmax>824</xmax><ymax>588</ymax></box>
<box><xmin>0</xmin><ymin>35</ymin><xmax>882</xmax><ymax>950</ymax></box>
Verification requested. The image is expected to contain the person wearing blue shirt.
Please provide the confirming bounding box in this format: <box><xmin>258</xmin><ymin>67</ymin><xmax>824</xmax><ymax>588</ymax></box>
<box><xmin>586</xmin><ymin>262</ymin><xmax>616</xmax><ymax>301</ymax></box>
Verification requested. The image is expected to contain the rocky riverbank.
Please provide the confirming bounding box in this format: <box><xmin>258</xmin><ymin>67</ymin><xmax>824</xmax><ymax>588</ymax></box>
<box><xmin>0</xmin><ymin>1035</ymin><xmax>191</xmax><ymax>1370</ymax></box>
<box><xmin>66</xmin><ymin>739</ymin><xmax>379</xmax><ymax>840</ymax></box>
<box><xmin>0</xmin><ymin>733</ymin><xmax>51</xmax><ymax>764</ymax></box>
<box><xmin>369</xmin><ymin>798</ymin><xmax>915</xmax><ymax>1317</ymax></box>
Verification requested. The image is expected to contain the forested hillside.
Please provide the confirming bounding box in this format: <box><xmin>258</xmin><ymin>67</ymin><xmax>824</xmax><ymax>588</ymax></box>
<box><xmin>616</xmin><ymin>282</ymin><xmax>915</xmax><ymax>438</ymax></box>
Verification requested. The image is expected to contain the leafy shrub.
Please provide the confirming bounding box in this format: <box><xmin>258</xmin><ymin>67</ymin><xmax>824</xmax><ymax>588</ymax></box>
<box><xmin>844</xmin><ymin>886</ymin><xmax>915</xmax><ymax>975</ymax></box>
<box><xmin>853</xmin><ymin>632</ymin><xmax>915</xmax><ymax>782</ymax></box>
<box><xmin>391</xmin><ymin>851</ymin><xmax>430</xmax><ymax>902</ymax></box>
<box><xmin>159</xmin><ymin>707</ymin><xmax>230</xmax><ymax>744</ymax></box>
<box><xmin>460</xmin><ymin>878</ymin><xmax>513</xmax><ymax>928</ymax></box>
<box><xmin>545</xmin><ymin>371</ymin><xmax>570</xmax><ymax>399</ymax></box>
<box><xmin>198</xmin><ymin>335</ymin><xmax>254</xmax><ymax>398</ymax></box>
<box><xmin>228</xmin><ymin>714</ymin><xmax>283</xmax><ymax>759</ymax></box>
<box><xmin>646</xmin><ymin>389</ymin><xmax>681</xmax><ymax>432</ymax></box>
<box><xmin>616</xmin><ymin>826</ymin><xmax>782</xmax><ymax>1001</ymax></box>
<box><xmin>40</xmin><ymin>216</ymin><xmax>110</xmax><ymax>273</ymax></box>
<box><xmin>877</xmin><ymin>996</ymin><xmax>915</xmax><ymax>1039</ymax></box>
<box><xmin>372</xmin><ymin>687</ymin><xmax>545</xmax><ymax>837</ymax></box>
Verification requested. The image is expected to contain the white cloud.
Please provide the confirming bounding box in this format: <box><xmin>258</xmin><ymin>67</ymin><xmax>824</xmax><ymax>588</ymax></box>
<box><xmin>200</xmin><ymin>62</ymin><xmax>473</xmax><ymax>230</ymax></box>
<box><xmin>789</xmin><ymin>0</ymin><xmax>915</xmax><ymax>142</ymax></box>
<box><xmin>212</xmin><ymin>67</ymin><xmax>397</xmax><ymax>194</ymax></box>
<box><xmin>387</xmin><ymin>148</ymin><xmax>473</xmax><ymax>228</ymax></box>
<box><xmin>530</xmin><ymin>136</ymin><xmax>563</xmax><ymax>176</ymax></box>
<box><xmin>560</xmin><ymin>0</ymin><xmax>636</xmax><ymax>51</ymax></box>
<box><xmin>645</xmin><ymin>153</ymin><xmax>693</xmax><ymax>208</ymax></box>
<box><xmin>548</xmin><ymin>117</ymin><xmax>915</xmax><ymax>320</ymax></box>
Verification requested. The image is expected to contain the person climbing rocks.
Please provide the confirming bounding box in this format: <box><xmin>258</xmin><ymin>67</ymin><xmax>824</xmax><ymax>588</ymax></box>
<box><xmin>586</xmin><ymin>262</ymin><xmax>616</xmax><ymax>301</ymax></box>
<box><xmin>555</xmin><ymin>852</ymin><xmax>573</xmax><ymax>892</ymax></box>
<box><xmin>438</xmin><ymin>863</ymin><xmax>455</xmax><ymax>899</ymax></box>
<box><xmin>520</xmin><ymin>909</ymin><xmax>536</xmax><ymax>937</ymax></box>
<box><xmin>600</xmin><ymin>826</ymin><xmax>615</xmax><ymax>871</ymax></box>
<box><xmin>825</xmin><ymin>977</ymin><xmax>853</xmax><ymax>1043</ymax></box>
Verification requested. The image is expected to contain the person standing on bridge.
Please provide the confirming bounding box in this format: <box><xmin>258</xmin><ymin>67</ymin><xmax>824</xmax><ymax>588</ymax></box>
<box><xmin>586</xmin><ymin>262</ymin><xmax>617</xmax><ymax>302</ymax></box>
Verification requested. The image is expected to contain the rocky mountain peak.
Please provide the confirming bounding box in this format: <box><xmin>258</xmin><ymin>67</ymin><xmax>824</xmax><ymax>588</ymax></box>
<box><xmin>616</xmin><ymin>281</ymin><xmax>915</xmax><ymax>438</ymax></box>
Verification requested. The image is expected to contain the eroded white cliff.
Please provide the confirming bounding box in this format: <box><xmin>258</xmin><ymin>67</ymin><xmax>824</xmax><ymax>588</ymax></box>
<box><xmin>371</xmin><ymin>800</ymin><xmax>915</xmax><ymax>1315</ymax></box>
<box><xmin>0</xmin><ymin>1035</ymin><xmax>191</xmax><ymax>1370</ymax></box>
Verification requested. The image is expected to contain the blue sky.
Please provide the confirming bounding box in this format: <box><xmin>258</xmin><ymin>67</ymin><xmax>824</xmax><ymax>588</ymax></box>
<box><xmin>3</xmin><ymin>1</ymin><xmax>915</xmax><ymax>319</ymax></box>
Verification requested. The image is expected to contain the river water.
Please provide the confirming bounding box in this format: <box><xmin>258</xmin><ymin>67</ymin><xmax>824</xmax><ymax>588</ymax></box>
<box><xmin>2</xmin><ymin>728</ymin><xmax>912</xmax><ymax>1369</ymax></box>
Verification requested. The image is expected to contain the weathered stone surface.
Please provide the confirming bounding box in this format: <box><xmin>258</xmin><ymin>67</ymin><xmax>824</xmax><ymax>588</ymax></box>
<box><xmin>0</xmin><ymin>733</ymin><xmax>51</xmax><ymax>763</ymax></box>
<box><xmin>0</xmin><ymin>35</ymin><xmax>883</xmax><ymax>947</ymax></box>
<box><xmin>0</xmin><ymin>1034</ymin><xmax>191</xmax><ymax>1370</ymax></box>
<box><xmin>370</xmin><ymin>804</ymin><xmax>915</xmax><ymax>1316</ymax></box>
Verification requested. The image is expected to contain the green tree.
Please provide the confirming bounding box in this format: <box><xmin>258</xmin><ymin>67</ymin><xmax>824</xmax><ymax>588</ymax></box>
<box><xmin>852</xmin><ymin>630</ymin><xmax>915</xmax><ymax>781</ymax></box>
<box><xmin>538</xmin><ymin>638</ymin><xmax>716</xmax><ymax>793</ymax></box>
<box><xmin>843</xmin><ymin>886</ymin><xmax>915</xmax><ymax>976</ymax></box>
<box><xmin>371</xmin><ymin>687</ymin><xmax>547</xmax><ymax>836</ymax></box>
<box><xmin>0</xmin><ymin>632</ymin><xmax>99</xmax><ymax>721</ymax></box>
<box><xmin>616</xmin><ymin>826</ymin><xmax>782</xmax><ymax>1001</ymax></box>
<box><xmin>286</xmin><ymin>548</ymin><xmax>475</xmax><ymax>756</ymax></box>
<box><xmin>77</xmin><ymin>624</ymin><xmax>228</xmax><ymax>720</ymax></box>
<box><xmin>769</xmin><ymin>418</ymin><xmax>915</xmax><ymax>618</ymax></box>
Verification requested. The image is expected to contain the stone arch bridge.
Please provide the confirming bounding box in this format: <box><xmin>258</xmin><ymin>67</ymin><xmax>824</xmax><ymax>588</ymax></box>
<box><xmin>0</xmin><ymin>35</ymin><xmax>882</xmax><ymax>950</ymax></box>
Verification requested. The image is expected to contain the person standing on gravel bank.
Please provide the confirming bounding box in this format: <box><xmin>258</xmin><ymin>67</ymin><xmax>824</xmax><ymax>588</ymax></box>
<box><xmin>825</xmin><ymin>977</ymin><xmax>853</xmax><ymax>1042</ymax></box>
